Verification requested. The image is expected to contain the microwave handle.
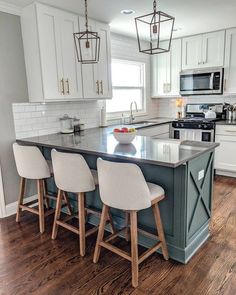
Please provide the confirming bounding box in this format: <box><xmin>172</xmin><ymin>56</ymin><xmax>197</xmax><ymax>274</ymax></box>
<box><xmin>210</xmin><ymin>73</ymin><xmax>214</xmax><ymax>90</ymax></box>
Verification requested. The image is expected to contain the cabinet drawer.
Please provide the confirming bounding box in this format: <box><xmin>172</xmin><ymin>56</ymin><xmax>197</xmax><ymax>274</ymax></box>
<box><xmin>215</xmin><ymin>125</ymin><xmax>236</xmax><ymax>136</ymax></box>
<box><xmin>137</xmin><ymin>124</ymin><xmax>170</xmax><ymax>137</ymax></box>
<box><xmin>215</xmin><ymin>134</ymin><xmax>236</xmax><ymax>172</ymax></box>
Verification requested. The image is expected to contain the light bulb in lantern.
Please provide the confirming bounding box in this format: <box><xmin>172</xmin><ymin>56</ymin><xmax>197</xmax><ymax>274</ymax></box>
<box><xmin>151</xmin><ymin>23</ymin><xmax>159</xmax><ymax>42</ymax></box>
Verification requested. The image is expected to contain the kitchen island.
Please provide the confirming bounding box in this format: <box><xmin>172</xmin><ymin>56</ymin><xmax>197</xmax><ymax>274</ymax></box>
<box><xmin>17</xmin><ymin>127</ymin><xmax>219</xmax><ymax>264</ymax></box>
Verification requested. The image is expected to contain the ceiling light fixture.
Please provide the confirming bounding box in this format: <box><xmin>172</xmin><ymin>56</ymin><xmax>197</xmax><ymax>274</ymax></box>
<box><xmin>135</xmin><ymin>0</ymin><xmax>175</xmax><ymax>55</ymax></box>
<box><xmin>121</xmin><ymin>9</ymin><xmax>135</xmax><ymax>15</ymax></box>
<box><xmin>74</xmin><ymin>0</ymin><xmax>100</xmax><ymax>64</ymax></box>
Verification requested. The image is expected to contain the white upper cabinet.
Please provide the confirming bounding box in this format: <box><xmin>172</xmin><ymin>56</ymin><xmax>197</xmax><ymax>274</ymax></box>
<box><xmin>21</xmin><ymin>3</ymin><xmax>112</xmax><ymax>102</ymax></box>
<box><xmin>152</xmin><ymin>38</ymin><xmax>182</xmax><ymax>97</ymax></box>
<box><xmin>96</xmin><ymin>21</ymin><xmax>112</xmax><ymax>99</ymax></box>
<box><xmin>182</xmin><ymin>35</ymin><xmax>202</xmax><ymax>70</ymax></box>
<box><xmin>224</xmin><ymin>28</ymin><xmax>236</xmax><ymax>94</ymax></box>
<box><xmin>182</xmin><ymin>31</ymin><xmax>225</xmax><ymax>70</ymax></box>
<box><xmin>80</xmin><ymin>18</ymin><xmax>112</xmax><ymax>99</ymax></box>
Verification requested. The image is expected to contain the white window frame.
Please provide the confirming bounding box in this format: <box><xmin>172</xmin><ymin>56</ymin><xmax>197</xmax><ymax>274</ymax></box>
<box><xmin>106</xmin><ymin>59</ymin><xmax>147</xmax><ymax>119</ymax></box>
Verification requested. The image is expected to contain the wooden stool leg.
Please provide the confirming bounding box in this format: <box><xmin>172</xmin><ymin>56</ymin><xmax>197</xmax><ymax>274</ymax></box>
<box><xmin>130</xmin><ymin>211</ymin><xmax>139</xmax><ymax>288</ymax></box>
<box><xmin>51</xmin><ymin>190</ymin><xmax>63</xmax><ymax>239</ymax></box>
<box><xmin>93</xmin><ymin>204</ymin><xmax>109</xmax><ymax>263</ymax></box>
<box><xmin>152</xmin><ymin>203</ymin><xmax>169</xmax><ymax>260</ymax></box>
<box><xmin>38</xmin><ymin>180</ymin><xmax>45</xmax><ymax>234</ymax></box>
<box><xmin>63</xmin><ymin>191</ymin><xmax>73</xmax><ymax>216</ymax></box>
<box><xmin>125</xmin><ymin>212</ymin><xmax>130</xmax><ymax>242</ymax></box>
<box><xmin>108</xmin><ymin>208</ymin><xmax>115</xmax><ymax>234</ymax></box>
<box><xmin>78</xmin><ymin>192</ymin><xmax>86</xmax><ymax>257</ymax></box>
<box><xmin>43</xmin><ymin>180</ymin><xmax>50</xmax><ymax>209</ymax></box>
<box><xmin>16</xmin><ymin>177</ymin><xmax>26</xmax><ymax>222</ymax></box>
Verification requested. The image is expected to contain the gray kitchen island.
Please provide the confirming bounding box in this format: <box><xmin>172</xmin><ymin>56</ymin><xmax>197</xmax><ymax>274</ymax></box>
<box><xmin>17</xmin><ymin>127</ymin><xmax>219</xmax><ymax>264</ymax></box>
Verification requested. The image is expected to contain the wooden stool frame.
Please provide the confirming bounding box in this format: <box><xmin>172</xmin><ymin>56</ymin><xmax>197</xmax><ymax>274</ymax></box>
<box><xmin>16</xmin><ymin>177</ymin><xmax>72</xmax><ymax>234</ymax></box>
<box><xmin>93</xmin><ymin>196</ymin><xmax>169</xmax><ymax>288</ymax></box>
<box><xmin>52</xmin><ymin>189</ymin><xmax>115</xmax><ymax>257</ymax></box>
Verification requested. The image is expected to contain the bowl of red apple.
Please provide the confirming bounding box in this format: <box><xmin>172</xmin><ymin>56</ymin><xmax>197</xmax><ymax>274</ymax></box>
<box><xmin>113</xmin><ymin>127</ymin><xmax>137</xmax><ymax>144</ymax></box>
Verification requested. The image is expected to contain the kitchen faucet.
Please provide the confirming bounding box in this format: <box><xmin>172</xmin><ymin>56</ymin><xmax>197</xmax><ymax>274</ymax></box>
<box><xmin>129</xmin><ymin>101</ymin><xmax>138</xmax><ymax>124</ymax></box>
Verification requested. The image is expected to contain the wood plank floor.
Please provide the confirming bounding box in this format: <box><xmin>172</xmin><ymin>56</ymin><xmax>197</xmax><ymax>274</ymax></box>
<box><xmin>0</xmin><ymin>176</ymin><xmax>236</xmax><ymax>295</ymax></box>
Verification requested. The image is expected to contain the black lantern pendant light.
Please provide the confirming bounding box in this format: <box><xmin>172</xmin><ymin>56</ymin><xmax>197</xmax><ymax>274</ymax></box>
<box><xmin>135</xmin><ymin>0</ymin><xmax>175</xmax><ymax>55</ymax></box>
<box><xmin>74</xmin><ymin>0</ymin><xmax>100</xmax><ymax>64</ymax></box>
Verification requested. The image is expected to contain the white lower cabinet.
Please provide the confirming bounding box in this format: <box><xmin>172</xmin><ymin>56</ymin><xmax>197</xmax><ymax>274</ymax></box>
<box><xmin>215</xmin><ymin>125</ymin><xmax>236</xmax><ymax>174</ymax></box>
<box><xmin>137</xmin><ymin>124</ymin><xmax>170</xmax><ymax>138</ymax></box>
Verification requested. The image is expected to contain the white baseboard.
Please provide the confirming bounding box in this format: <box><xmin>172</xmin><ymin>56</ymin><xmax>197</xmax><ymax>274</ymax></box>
<box><xmin>5</xmin><ymin>194</ymin><xmax>38</xmax><ymax>217</ymax></box>
<box><xmin>215</xmin><ymin>170</ymin><xmax>236</xmax><ymax>178</ymax></box>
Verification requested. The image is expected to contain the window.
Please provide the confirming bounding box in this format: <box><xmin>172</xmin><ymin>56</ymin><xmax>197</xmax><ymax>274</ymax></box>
<box><xmin>106</xmin><ymin>59</ymin><xmax>146</xmax><ymax>115</ymax></box>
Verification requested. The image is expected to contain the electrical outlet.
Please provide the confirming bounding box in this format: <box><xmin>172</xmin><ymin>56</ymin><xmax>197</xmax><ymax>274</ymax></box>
<box><xmin>198</xmin><ymin>170</ymin><xmax>205</xmax><ymax>181</ymax></box>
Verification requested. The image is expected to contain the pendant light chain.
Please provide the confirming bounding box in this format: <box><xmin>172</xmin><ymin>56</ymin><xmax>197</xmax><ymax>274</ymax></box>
<box><xmin>85</xmin><ymin>0</ymin><xmax>88</xmax><ymax>31</ymax></box>
<box><xmin>153</xmin><ymin>0</ymin><xmax>157</xmax><ymax>13</ymax></box>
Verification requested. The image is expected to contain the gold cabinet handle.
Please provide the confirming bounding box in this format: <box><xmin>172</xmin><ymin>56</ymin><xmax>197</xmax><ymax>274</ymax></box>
<box><xmin>100</xmin><ymin>80</ymin><xmax>103</xmax><ymax>95</ymax></box>
<box><xmin>65</xmin><ymin>79</ymin><xmax>70</xmax><ymax>95</ymax></box>
<box><xmin>96</xmin><ymin>80</ymin><xmax>100</xmax><ymax>95</ymax></box>
<box><xmin>60</xmin><ymin>78</ymin><xmax>65</xmax><ymax>95</ymax></box>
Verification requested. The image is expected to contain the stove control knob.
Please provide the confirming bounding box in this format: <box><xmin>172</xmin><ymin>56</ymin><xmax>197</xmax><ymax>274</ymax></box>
<box><xmin>180</xmin><ymin>123</ymin><xmax>184</xmax><ymax>128</ymax></box>
<box><xmin>198</xmin><ymin>124</ymin><xmax>202</xmax><ymax>128</ymax></box>
<box><xmin>204</xmin><ymin>124</ymin><xmax>207</xmax><ymax>129</ymax></box>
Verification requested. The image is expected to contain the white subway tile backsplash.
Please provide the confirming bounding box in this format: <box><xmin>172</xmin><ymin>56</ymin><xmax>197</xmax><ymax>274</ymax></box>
<box><xmin>12</xmin><ymin>101</ymin><xmax>104</xmax><ymax>139</ymax></box>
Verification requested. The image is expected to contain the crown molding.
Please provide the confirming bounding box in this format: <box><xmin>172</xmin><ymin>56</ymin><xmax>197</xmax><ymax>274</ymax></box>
<box><xmin>0</xmin><ymin>1</ymin><xmax>22</xmax><ymax>16</ymax></box>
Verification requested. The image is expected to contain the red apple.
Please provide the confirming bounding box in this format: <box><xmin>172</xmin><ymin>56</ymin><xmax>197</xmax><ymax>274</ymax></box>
<box><xmin>121</xmin><ymin>127</ymin><xmax>129</xmax><ymax>133</ymax></box>
<box><xmin>113</xmin><ymin>128</ymin><xmax>121</xmax><ymax>133</ymax></box>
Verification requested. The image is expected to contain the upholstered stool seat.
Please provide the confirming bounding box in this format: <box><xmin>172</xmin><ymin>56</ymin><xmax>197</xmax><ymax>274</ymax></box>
<box><xmin>51</xmin><ymin>150</ymin><xmax>114</xmax><ymax>257</ymax></box>
<box><xmin>93</xmin><ymin>158</ymin><xmax>169</xmax><ymax>288</ymax></box>
<box><xmin>13</xmin><ymin>143</ymin><xmax>71</xmax><ymax>234</ymax></box>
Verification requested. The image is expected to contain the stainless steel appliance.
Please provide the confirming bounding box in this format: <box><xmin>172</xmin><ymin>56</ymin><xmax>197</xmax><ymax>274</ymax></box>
<box><xmin>170</xmin><ymin>103</ymin><xmax>226</xmax><ymax>142</ymax></box>
<box><xmin>180</xmin><ymin>67</ymin><xmax>224</xmax><ymax>96</ymax></box>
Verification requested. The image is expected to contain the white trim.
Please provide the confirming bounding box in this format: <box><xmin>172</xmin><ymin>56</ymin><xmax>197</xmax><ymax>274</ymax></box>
<box><xmin>0</xmin><ymin>166</ymin><xmax>6</xmax><ymax>218</ymax></box>
<box><xmin>215</xmin><ymin>169</ymin><xmax>236</xmax><ymax>178</ymax></box>
<box><xmin>0</xmin><ymin>1</ymin><xmax>22</xmax><ymax>16</ymax></box>
<box><xmin>5</xmin><ymin>194</ymin><xmax>38</xmax><ymax>217</ymax></box>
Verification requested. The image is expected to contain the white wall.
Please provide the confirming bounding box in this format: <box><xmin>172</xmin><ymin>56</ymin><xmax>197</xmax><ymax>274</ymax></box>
<box><xmin>0</xmin><ymin>12</ymin><xmax>28</xmax><ymax>206</ymax></box>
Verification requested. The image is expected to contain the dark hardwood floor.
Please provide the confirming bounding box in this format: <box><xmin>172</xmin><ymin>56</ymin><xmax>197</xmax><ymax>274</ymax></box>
<box><xmin>0</xmin><ymin>176</ymin><xmax>236</xmax><ymax>295</ymax></box>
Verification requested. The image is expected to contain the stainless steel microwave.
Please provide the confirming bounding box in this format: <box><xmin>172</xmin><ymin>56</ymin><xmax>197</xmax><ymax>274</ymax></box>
<box><xmin>180</xmin><ymin>67</ymin><xmax>224</xmax><ymax>96</ymax></box>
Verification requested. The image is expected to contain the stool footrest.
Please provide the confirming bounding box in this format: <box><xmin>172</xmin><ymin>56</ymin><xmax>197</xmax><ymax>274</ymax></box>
<box><xmin>138</xmin><ymin>242</ymin><xmax>162</xmax><ymax>265</ymax></box>
<box><xmin>56</xmin><ymin>220</ymin><xmax>80</xmax><ymax>235</ymax></box>
<box><xmin>20</xmin><ymin>205</ymin><xmax>39</xmax><ymax>215</ymax></box>
<box><xmin>100</xmin><ymin>241</ymin><xmax>132</xmax><ymax>262</ymax></box>
<box><xmin>137</xmin><ymin>228</ymin><xmax>159</xmax><ymax>241</ymax></box>
<box><xmin>85</xmin><ymin>226</ymin><xmax>99</xmax><ymax>237</ymax></box>
<box><xmin>44</xmin><ymin>208</ymin><xmax>55</xmax><ymax>217</ymax></box>
<box><xmin>104</xmin><ymin>227</ymin><xmax>127</xmax><ymax>243</ymax></box>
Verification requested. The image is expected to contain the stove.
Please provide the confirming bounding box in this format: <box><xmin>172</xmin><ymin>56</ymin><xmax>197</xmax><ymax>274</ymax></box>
<box><xmin>171</xmin><ymin>103</ymin><xmax>226</xmax><ymax>142</ymax></box>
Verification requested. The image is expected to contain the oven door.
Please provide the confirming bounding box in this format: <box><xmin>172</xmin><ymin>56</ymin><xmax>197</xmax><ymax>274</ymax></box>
<box><xmin>172</xmin><ymin>129</ymin><xmax>214</xmax><ymax>142</ymax></box>
<box><xmin>180</xmin><ymin>68</ymin><xmax>223</xmax><ymax>96</ymax></box>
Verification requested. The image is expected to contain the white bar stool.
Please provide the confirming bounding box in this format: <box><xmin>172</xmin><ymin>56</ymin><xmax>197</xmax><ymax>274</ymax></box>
<box><xmin>93</xmin><ymin>158</ymin><xmax>169</xmax><ymax>288</ymax></box>
<box><xmin>13</xmin><ymin>143</ymin><xmax>72</xmax><ymax>234</ymax></box>
<box><xmin>51</xmin><ymin>149</ymin><xmax>114</xmax><ymax>257</ymax></box>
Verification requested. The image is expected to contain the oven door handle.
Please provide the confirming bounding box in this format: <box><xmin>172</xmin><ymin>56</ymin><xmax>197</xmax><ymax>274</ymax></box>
<box><xmin>210</xmin><ymin>73</ymin><xmax>214</xmax><ymax>90</ymax></box>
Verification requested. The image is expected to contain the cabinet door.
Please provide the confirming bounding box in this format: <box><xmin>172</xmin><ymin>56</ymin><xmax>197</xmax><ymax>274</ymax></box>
<box><xmin>224</xmin><ymin>28</ymin><xmax>236</xmax><ymax>94</ymax></box>
<box><xmin>37</xmin><ymin>5</ymin><xmax>64</xmax><ymax>100</ymax></box>
<box><xmin>170</xmin><ymin>39</ymin><xmax>182</xmax><ymax>95</ymax></box>
<box><xmin>155</xmin><ymin>41</ymin><xmax>171</xmax><ymax>96</ymax></box>
<box><xmin>96</xmin><ymin>22</ymin><xmax>112</xmax><ymax>99</ymax></box>
<box><xmin>182</xmin><ymin>35</ymin><xmax>202</xmax><ymax>70</ymax></box>
<box><xmin>79</xmin><ymin>17</ymin><xmax>98</xmax><ymax>99</ymax></box>
<box><xmin>201</xmin><ymin>31</ymin><xmax>225</xmax><ymax>68</ymax></box>
<box><xmin>60</xmin><ymin>12</ymin><xmax>83</xmax><ymax>99</ymax></box>
<box><xmin>215</xmin><ymin>135</ymin><xmax>236</xmax><ymax>172</ymax></box>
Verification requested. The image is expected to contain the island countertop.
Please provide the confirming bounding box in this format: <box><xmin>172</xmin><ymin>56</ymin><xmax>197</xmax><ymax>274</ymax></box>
<box><xmin>16</xmin><ymin>127</ymin><xmax>219</xmax><ymax>168</ymax></box>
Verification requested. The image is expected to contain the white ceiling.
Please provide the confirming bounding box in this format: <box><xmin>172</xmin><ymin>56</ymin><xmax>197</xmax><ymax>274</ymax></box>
<box><xmin>5</xmin><ymin>0</ymin><xmax>236</xmax><ymax>39</ymax></box>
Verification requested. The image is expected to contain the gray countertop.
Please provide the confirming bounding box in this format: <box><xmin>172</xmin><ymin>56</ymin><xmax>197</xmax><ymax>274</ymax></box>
<box><xmin>16</xmin><ymin>126</ymin><xmax>219</xmax><ymax>168</ymax></box>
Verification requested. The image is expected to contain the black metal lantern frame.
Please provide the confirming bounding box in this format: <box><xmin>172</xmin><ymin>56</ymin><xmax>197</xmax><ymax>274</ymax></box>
<box><xmin>74</xmin><ymin>0</ymin><xmax>100</xmax><ymax>64</ymax></box>
<box><xmin>135</xmin><ymin>0</ymin><xmax>175</xmax><ymax>55</ymax></box>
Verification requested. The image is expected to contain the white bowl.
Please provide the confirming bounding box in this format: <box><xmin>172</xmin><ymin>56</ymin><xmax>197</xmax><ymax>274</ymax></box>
<box><xmin>113</xmin><ymin>131</ymin><xmax>137</xmax><ymax>144</ymax></box>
